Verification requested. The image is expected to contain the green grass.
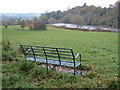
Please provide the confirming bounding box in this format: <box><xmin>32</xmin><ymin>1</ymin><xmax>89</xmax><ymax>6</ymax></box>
<box><xmin>2</xmin><ymin>25</ymin><xmax>119</xmax><ymax>88</ymax></box>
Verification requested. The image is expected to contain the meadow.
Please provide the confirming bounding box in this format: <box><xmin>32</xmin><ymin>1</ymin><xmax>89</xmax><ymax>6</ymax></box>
<box><xmin>2</xmin><ymin>25</ymin><xmax>119</xmax><ymax>88</ymax></box>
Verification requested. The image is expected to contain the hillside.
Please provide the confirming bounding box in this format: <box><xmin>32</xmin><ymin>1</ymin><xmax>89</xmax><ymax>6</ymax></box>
<box><xmin>42</xmin><ymin>1</ymin><xmax>119</xmax><ymax>28</ymax></box>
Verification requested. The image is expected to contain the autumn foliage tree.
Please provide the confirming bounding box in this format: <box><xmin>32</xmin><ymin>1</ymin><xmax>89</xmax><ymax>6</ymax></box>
<box><xmin>27</xmin><ymin>20</ymin><xmax>34</xmax><ymax>30</ymax></box>
<box><xmin>3</xmin><ymin>21</ymin><xmax>9</xmax><ymax>28</ymax></box>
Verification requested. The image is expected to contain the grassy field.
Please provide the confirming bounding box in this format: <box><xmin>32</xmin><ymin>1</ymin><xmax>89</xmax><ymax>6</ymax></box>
<box><xmin>2</xmin><ymin>25</ymin><xmax>119</xmax><ymax>88</ymax></box>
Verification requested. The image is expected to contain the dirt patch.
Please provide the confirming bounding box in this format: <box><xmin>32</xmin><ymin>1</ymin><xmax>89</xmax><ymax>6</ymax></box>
<box><xmin>38</xmin><ymin>63</ymin><xmax>89</xmax><ymax>75</ymax></box>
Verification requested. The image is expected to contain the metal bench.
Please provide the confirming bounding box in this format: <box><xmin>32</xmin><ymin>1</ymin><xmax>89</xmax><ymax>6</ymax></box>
<box><xmin>20</xmin><ymin>45</ymin><xmax>82</xmax><ymax>76</ymax></box>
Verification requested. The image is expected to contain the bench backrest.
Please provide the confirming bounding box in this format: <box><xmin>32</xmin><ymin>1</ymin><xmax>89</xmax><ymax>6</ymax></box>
<box><xmin>20</xmin><ymin>45</ymin><xmax>75</xmax><ymax>64</ymax></box>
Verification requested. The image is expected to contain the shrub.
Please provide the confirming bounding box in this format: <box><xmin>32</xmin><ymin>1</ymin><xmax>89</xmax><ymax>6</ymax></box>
<box><xmin>33</xmin><ymin>20</ymin><xmax>46</xmax><ymax>30</ymax></box>
<box><xmin>3</xmin><ymin>21</ymin><xmax>9</xmax><ymax>28</ymax></box>
<box><xmin>27</xmin><ymin>20</ymin><xmax>34</xmax><ymax>30</ymax></box>
<box><xmin>2</xmin><ymin>40</ymin><xmax>16</xmax><ymax>61</ymax></box>
<box><xmin>29</xmin><ymin>23</ymin><xmax>34</xmax><ymax>30</ymax></box>
<box><xmin>27</xmin><ymin>16</ymin><xmax>47</xmax><ymax>30</ymax></box>
<box><xmin>106</xmin><ymin>79</ymin><xmax>120</xmax><ymax>88</ymax></box>
<box><xmin>108</xmin><ymin>81</ymin><xmax>120</xmax><ymax>88</ymax></box>
<box><xmin>2</xmin><ymin>40</ymin><xmax>12</xmax><ymax>51</ymax></box>
<box><xmin>19</xmin><ymin>61</ymin><xmax>35</xmax><ymax>73</ymax></box>
<box><xmin>2</xmin><ymin>51</ymin><xmax>16</xmax><ymax>61</ymax></box>
<box><xmin>2</xmin><ymin>74</ymin><xmax>20</xmax><ymax>87</ymax></box>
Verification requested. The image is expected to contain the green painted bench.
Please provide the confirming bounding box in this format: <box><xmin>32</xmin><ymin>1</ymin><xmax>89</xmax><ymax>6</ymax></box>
<box><xmin>20</xmin><ymin>45</ymin><xmax>82</xmax><ymax>76</ymax></box>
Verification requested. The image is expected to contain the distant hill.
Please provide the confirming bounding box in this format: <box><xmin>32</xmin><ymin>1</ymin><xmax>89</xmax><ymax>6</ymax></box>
<box><xmin>1</xmin><ymin>13</ymin><xmax>41</xmax><ymax>20</ymax></box>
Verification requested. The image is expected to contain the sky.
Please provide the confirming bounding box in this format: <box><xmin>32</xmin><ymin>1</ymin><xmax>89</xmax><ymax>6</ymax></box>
<box><xmin>0</xmin><ymin>0</ymin><xmax>118</xmax><ymax>13</ymax></box>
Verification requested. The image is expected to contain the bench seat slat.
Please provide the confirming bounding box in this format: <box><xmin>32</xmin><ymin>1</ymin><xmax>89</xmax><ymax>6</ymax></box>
<box><xmin>26</xmin><ymin>57</ymin><xmax>80</xmax><ymax>68</ymax></box>
<box><xmin>44</xmin><ymin>49</ymin><xmax>71</xmax><ymax>53</ymax></box>
<box><xmin>45</xmin><ymin>52</ymin><xmax>73</xmax><ymax>56</ymax></box>
<box><xmin>23</xmin><ymin>47</ymin><xmax>72</xmax><ymax>53</ymax></box>
<box><xmin>43</xmin><ymin>47</ymin><xmax>71</xmax><ymax>50</ymax></box>
<box><xmin>59</xmin><ymin>53</ymin><xmax>72</xmax><ymax>56</ymax></box>
<box><xmin>32</xmin><ymin>48</ymin><xmax>43</xmax><ymax>50</ymax></box>
<box><xmin>26</xmin><ymin>53</ymin><xmax>44</xmax><ymax>56</ymax></box>
<box><xmin>26</xmin><ymin>45</ymin><xmax>71</xmax><ymax>50</ymax></box>
<box><xmin>27</xmin><ymin>52</ymin><xmax>73</xmax><ymax>56</ymax></box>
<box><xmin>34</xmin><ymin>51</ymin><xmax>44</xmax><ymax>53</ymax></box>
<box><xmin>26</xmin><ymin>53</ymin><xmax>73</xmax><ymax>59</ymax></box>
<box><xmin>46</xmin><ymin>55</ymin><xmax>73</xmax><ymax>59</ymax></box>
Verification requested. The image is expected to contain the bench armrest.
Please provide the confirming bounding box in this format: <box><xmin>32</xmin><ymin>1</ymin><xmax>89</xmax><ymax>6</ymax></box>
<box><xmin>75</xmin><ymin>53</ymin><xmax>82</xmax><ymax>63</ymax></box>
<box><xmin>75</xmin><ymin>53</ymin><xmax>80</xmax><ymax>58</ymax></box>
<box><xmin>26</xmin><ymin>48</ymin><xmax>31</xmax><ymax>53</ymax></box>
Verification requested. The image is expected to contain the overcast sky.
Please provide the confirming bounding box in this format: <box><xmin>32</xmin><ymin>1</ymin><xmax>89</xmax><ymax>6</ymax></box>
<box><xmin>0</xmin><ymin>0</ymin><xmax>118</xmax><ymax>13</ymax></box>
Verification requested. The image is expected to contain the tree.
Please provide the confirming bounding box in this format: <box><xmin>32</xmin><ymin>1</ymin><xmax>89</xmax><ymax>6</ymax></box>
<box><xmin>3</xmin><ymin>21</ymin><xmax>9</xmax><ymax>28</ymax></box>
<box><xmin>33</xmin><ymin>19</ymin><xmax>46</xmax><ymax>30</ymax></box>
<box><xmin>27</xmin><ymin>20</ymin><xmax>34</xmax><ymax>30</ymax></box>
<box><xmin>48</xmin><ymin>17</ymin><xmax>57</xmax><ymax>24</ymax></box>
<box><xmin>39</xmin><ymin>15</ymin><xmax>48</xmax><ymax>24</ymax></box>
<box><xmin>60</xmin><ymin>14</ymin><xmax>72</xmax><ymax>23</ymax></box>
<box><xmin>19</xmin><ymin>20</ymin><xmax>25</xmax><ymax>29</ymax></box>
<box><xmin>71</xmin><ymin>14</ymin><xmax>85</xmax><ymax>28</ymax></box>
<box><xmin>33</xmin><ymin>16</ymin><xmax>47</xmax><ymax>30</ymax></box>
<box><xmin>33</xmin><ymin>17</ymin><xmax>38</xmax><ymax>22</ymax></box>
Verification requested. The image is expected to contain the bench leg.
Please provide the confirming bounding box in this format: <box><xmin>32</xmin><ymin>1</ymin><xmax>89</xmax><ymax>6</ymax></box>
<box><xmin>51</xmin><ymin>65</ymin><xmax>56</xmax><ymax>70</ymax></box>
<box><xmin>46</xmin><ymin>63</ymin><xmax>49</xmax><ymax>74</ymax></box>
<box><xmin>74</xmin><ymin>68</ymin><xmax>76</xmax><ymax>76</ymax></box>
<box><xmin>48</xmin><ymin>64</ymin><xmax>56</xmax><ymax>70</ymax></box>
<box><xmin>80</xmin><ymin>64</ymin><xmax>82</xmax><ymax>75</ymax></box>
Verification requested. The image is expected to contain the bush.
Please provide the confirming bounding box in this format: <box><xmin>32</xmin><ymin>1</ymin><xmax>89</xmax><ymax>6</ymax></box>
<box><xmin>29</xmin><ymin>23</ymin><xmax>34</xmax><ymax>30</ymax></box>
<box><xmin>2</xmin><ymin>40</ymin><xmax>12</xmax><ymax>51</ymax></box>
<box><xmin>2</xmin><ymin>51</ymin><xmax>16</xmax><ymax>61</ymax></box>
<box><xmin>3</xmin><ymin>21</ymin><xmax>9</xmax><ymax>28</ymax></box>
<box><xmin>2</xmin><ymin>74</ymin><xmax>21</xmax><ymax>88</ymax></box>
<box><xmin>33</xmin><ymin>20</ymin><xmax>46</xmax><ymax>30</ymax></box>
<box><xmin>106</xmin><ymin>79</ymin><xmax>120</xmax><ymax>88</ymax></box>
<box><xmin>27</xmin><ymin>16</ymin><xmax>47</xmax><ymax>30</ymax></box>
<box><xmin>2</xmin><ymin>40</ymin><xmax>16</xmax><ymax>61</ymax></box>
<box><xmin>27</xmin><ymin>20</ymin><xmax>34</xmax><ymax>30</ymax></box>
<box><xmin>108</xmin><ymin>82</ymin><xmax>120</xmax><ymax>88</ymax></box>
<box><xmin>19</xmin><ymin>61</ymin><xmax>35</xmax><ymax>73</ymax></box>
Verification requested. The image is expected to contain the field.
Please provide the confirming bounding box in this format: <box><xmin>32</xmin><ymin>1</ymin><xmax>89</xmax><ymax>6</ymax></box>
<box><xmin>2</xmin><ymin>25</ymin><xmax>119</xmax><ymax>88</ymax></box>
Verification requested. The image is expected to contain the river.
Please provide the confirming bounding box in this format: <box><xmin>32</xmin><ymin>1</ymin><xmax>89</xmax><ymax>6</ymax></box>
<box><xmin>51</xmin><ymin>23</ymin><xmax>119</xmax><ymax>32</ymax></box>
